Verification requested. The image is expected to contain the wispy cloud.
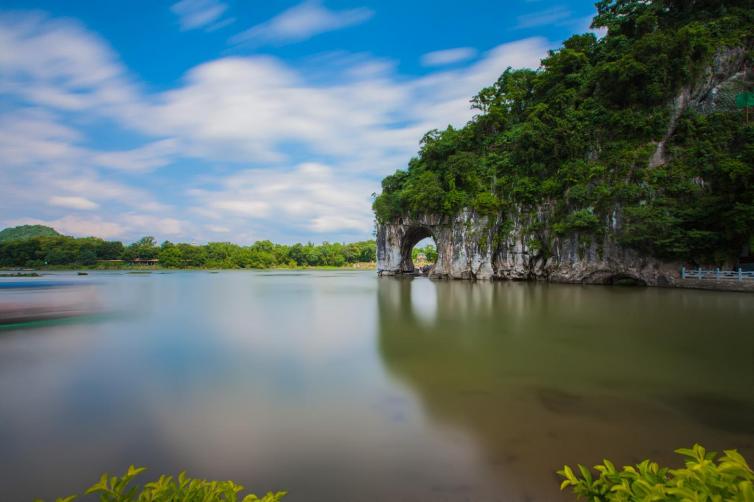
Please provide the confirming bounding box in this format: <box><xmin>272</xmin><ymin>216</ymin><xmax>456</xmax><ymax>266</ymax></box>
<box><xmin>49</xmin><ymin>196</ymin><xmax>99</xmax><ymax>210</ymax></box>
<box><xmin>229</xmin><ymin>1</ymin><xmax>373</xmax><ymax>47</ymax></box>
<box><xmin>94</xmin><ymin>139</ymin><xmax>178</xmax><ymax>172</ymax></box>
<box><xmin>515</xmin><ymin>6</ymin><xmax>571</xmax><ymax>29</ymax></box>
<box><xmin>421</xmin><ymin>47</ymin><xmax>477</xmax><ymax>67</ymax></box>
<box><xmin>171</xmin><ymin>0</ymin><xmax>230</xmax><ymax>31</ymax></box>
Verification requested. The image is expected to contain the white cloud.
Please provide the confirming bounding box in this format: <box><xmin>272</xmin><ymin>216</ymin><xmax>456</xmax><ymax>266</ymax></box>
<box><xmin>407</xmin><ymin>38</ymin><xmax>549</xmax><ymax>129</ymax></box>
<box><xmin>515</xmin><ymin>6</ymin><xmax>572</xmax><ymax>29</ymax></box>
<box><xmin>212</xmin><ymin>200</ymin><xmax>271</xmax><ymax>217</ymax></box>
<box><xmin>0</xmin><ymin>10</ymin><xmax>551</xmax><ymax>242</ymax></box>
<box><xmin>138</xmin><ymin>37</ymin><xmax>548</xmax><ymax>175</ymax></box>
<box><xmin>190</xmin><ymin>163</ymin><xmax>376</xmax><ymax>237</ymax></box>
<box><xmin>121</xmin><ymin>214</ymin><xmax>186</xmax><ymax>236</ymax></box>
<box><xmin>421</xmin><ymin>47</ymin><xmax>477</xmax><ymax>67</ymax></box>
<box><xmin>49</xmin><ymin>196</ymin><xmax>99</xmax><ymax>210</ymax></box>
<box><xmin>1</xmin><ymin>12</ymin><xmax>548</xmax><ymax>177</ymax></box>
<box><xmin>229</xmin><ymin>1</ymin><xmax>373</xmax><ymax>46</ymax></box>
<box><xmin>171</xmin><ymin>0</ymin><xmax>230</xmax><ymax>31</ymax></box>
<box><xmin>0</xmin><ymin>108</ymin><xmax>84</xmax><ymax>168</ymax></box>
<box><xmin>0</xmin><ymin>108</ymin><xmax>169</xmax><ymax>219</ymax></box>
<box><xmin>0</xmin><ymin>13</ymin><xmax>143</xmax><ymax>122</ymax></box>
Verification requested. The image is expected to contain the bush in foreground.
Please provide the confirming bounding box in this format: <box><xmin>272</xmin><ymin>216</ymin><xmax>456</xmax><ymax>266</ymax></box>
<box><xmin>558</xmin><ymin>444</ymin><xmax>753</xmax><ymax>501</ymax></box>
<box><xmin>37</xmin><ymin>465</ymin><xmax>286</xmax><ymax>502</ymax></box>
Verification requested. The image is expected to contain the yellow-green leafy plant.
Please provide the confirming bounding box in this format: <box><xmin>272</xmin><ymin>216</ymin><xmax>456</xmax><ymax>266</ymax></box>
<box><xmin>558</xmin><ymin>444</ymin><xmax>754</xmax><ymax>501</ymax></box>
<box><xmin>37</xmin><ymin>465</ymin><xmax>286</xmax><ymax>502</ymax></box>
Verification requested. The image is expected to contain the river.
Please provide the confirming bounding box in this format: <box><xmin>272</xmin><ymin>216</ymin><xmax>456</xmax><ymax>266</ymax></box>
<box><xmin>0</xmin><ymin>271</ymin><xmax>752</xmax><ymax>501</ymax></box>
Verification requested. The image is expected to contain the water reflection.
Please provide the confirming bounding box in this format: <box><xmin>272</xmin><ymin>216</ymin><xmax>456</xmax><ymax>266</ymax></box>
<box><xmin>377</xmin><ymin>277</ymin><xmax>754</xmax><ymax>500</ymax></box>
<box><xmin>0</xmin><ymin>280</ymin><xmax>103</xmax><ymax>327</ymax></box>
<box><xmin>0</xmin><ymin>272</ymin><xmax>752</xmax><ymax>502</ymax></box>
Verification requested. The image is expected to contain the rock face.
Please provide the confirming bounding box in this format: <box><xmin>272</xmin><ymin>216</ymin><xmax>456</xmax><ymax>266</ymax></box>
<box><xmin>649</xmin><ymin>46</ymin><xmax>750</xmax><ymax>167</ymax></box>
<box><xmin>377</xmin><ymin>209</ymin><xmax>681</xmax><ymax>285</ymax></box>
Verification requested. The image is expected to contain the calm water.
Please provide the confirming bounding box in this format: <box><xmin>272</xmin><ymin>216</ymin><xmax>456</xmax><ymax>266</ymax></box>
<box><xmin>1</xmin><ymin>271</ymin><xmax>753</xmax><ymax>501</ymax></box>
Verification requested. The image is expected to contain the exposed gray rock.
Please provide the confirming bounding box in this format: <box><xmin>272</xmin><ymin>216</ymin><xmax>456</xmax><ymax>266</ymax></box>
<box><xmin>649</xmin><ymin>46</ymin><xmax>750</xmax><ymax>168</ymax></box>
<box><xmin>377</xmin><ymin>208</ymin><xmax>681</xmax><ymax>286</ymax></box>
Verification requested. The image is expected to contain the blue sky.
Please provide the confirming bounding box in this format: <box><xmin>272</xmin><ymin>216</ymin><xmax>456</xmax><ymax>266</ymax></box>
<box><xmin>0</xmin><ymin>0</ymin><xmax>600</xmax><ymax>244</ymax></box>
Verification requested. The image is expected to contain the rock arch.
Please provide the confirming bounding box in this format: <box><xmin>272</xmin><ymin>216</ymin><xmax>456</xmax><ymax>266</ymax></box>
<box><xmin>376</xmin><ymin>212</ymin><xmax>495</xmax><ymax>279</ymax></box>
<box><xmin>377</xmin><ymin>221</ymin><xmax>436</xmax><ymax>275</ymax></box>
<box><xmin>399</xmin><ymin>225</ymin><xmax>434</xmax><ymax>273</ymax></box>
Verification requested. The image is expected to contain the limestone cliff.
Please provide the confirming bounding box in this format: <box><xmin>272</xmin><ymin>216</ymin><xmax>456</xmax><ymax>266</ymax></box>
<box><xmin>377</xmin><ymin>46</ymin><xmax>751</xmax><ymax>286</ymax></box>
<box><xmin>377</xmin><ymin>209</ymin><xmax>680</xmax><ymax>285</ymax></box>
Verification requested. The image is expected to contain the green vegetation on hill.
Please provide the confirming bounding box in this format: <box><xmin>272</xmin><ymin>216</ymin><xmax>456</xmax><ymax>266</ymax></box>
<box><xmin>373</xmin><ymin>0</ymin><xmax>754</xmax><ymax>264</ymax></box>
<box><xmin>0</xmin><ymin>233</ymin><xmax>375</xmax><ymax>269</ymax></box>
<box><xmin>0</xmin><ymin>225</ymin><xmax>60</xmax><ymax>242</ymax></box>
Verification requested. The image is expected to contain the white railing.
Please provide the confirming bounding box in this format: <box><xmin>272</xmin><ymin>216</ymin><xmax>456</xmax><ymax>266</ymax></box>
<box><xmin>680</xmin><ymin>267</ymin><xmax>754</xmax><ymax>281</ymax></box>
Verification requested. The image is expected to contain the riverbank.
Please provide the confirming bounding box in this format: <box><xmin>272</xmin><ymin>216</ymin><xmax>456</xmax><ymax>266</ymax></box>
<box><xmin>669</xmin><ymin>278</ymin><xmax>754</xmax><ymax>293</ymax></box>
<box><xmin>381</xmin><ymin>269</ymin><xmax>754</xmax><ymax>293</ymax></box>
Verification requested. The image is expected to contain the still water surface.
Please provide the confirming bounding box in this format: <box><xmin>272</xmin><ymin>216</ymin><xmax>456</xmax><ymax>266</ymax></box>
<box><xmin>0</xmin><ymin>271</ymin><xmax>753</xmax><ymax>501</ymax></box>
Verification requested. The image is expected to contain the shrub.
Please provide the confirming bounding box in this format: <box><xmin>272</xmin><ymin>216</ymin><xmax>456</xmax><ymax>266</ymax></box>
<box><xmin>558</xmin><ymin>444</ymin><xmax>754</xmax><ymax>501</ymax></box>
<box><xmin>37</xmin><ymin>465</ymin><xmax>286</xmax><ymax>502</ymax></box>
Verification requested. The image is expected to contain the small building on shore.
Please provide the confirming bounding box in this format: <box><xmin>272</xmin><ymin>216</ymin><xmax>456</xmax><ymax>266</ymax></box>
<box><xmin>129</xmin><ymin>258</ymin><xmax>159</xmax><ymax>266</ymax></box>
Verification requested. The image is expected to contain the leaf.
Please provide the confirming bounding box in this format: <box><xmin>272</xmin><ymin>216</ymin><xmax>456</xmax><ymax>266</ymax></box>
<box><xmin>675</xmin><ymin>447</ymin><xmax>698</xmax><ymax>458</ymax></box>
<box><xmin>739</xmin><ymin>480</ymin><xmax>754</xmax><ymax>502</ymax></box>
<box><xmin>178</xmin><ymin>471</ymin><xmax>188</xmax><ymax>489</ymax></box>
<box><xmin>578</xmin><ymin>464</ymin><xmax>593</xmax><ymax>484</ymax></box>
<box><xmin>127</xmin><ymin>465</ymin><xmax>146</xmax><ymax>478</ymax></box>
<box><xmin>84</xmin><ymin>473</ymin><xmax>110</xmax><ymax>495</ymax></box>
<box><xmin>562</xmin><ymin>465</ymin><xmax>577</xmax><ymax>482</ymax></box>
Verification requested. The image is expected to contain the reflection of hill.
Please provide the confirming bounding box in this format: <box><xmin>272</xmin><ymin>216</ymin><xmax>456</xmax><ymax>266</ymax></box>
<box><xmin>376</xmin><ymin>278</ymin><xmax>754</xmax><ymax>501</ymax></box>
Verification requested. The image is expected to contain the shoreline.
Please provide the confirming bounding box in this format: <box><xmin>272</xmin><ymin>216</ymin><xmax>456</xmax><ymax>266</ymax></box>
<box><xmin>379</xmin><ymin>271</ymin><xmax>754</xmax><ymax>293</ymax></box>
<box><xmin>4</xmin><ymin>266</ymin><xmax>751</xmax><ymax>292</ymax></box>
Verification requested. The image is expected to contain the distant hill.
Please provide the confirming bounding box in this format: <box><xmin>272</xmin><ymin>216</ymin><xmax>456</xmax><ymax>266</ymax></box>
<box><xmin>0</xmin><ymin>225</ymin><xmax>61</xmax><ymax>242</ymax></box>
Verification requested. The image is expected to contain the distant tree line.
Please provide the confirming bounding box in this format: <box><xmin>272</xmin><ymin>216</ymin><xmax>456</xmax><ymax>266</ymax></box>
<box><xmin>0</xmin><ymin>235</ymin><xmax>376</xmax><ymax>269</ymax></box>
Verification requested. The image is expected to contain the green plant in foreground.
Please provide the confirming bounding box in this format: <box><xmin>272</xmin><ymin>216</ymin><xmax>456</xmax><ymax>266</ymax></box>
<box><xmin>558</xmin><ymin>444</ymin><xmax>754</xmax><ymax>501</ymax></box>
<box><xmin>37</xmin><ymin>465</ymin><xmax>286</xmax><ymax>502</ymax></box>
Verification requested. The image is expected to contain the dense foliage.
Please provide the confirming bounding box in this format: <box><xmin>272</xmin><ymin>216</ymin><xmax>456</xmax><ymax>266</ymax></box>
<box><xmin>39</xmin><ymin>465</ymin><xmax>286</xmax><ymax>502</ymax></box>
<box><xmin>0</xmin><ymin>232</ymin><xmax>376</xmax><ymax>269</ymax></box>
<box><xmin>0</xmin><ymin>225</ymin><xmax>60</xmax><ymax>242</ymax></box>
<box><xmin>373</xmin><ymin>0</ymin><xmax>754</xmax><ymax>264</ymax></box>
<box><xmin>558</xmin><ymin>444</ymin><xmax>754</xmax><ymax>501</ymax></box>
<box><xmin>412</xmin><ymin>243</ymin><xmax>438</xmax><ymax>262</ymax></box>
